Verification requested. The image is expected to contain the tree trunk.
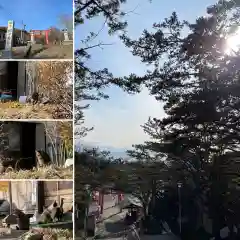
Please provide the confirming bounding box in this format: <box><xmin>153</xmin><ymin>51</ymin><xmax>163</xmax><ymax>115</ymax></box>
<box><xmin>228</xmin><ymin>224</ymin><xmax>235</xmax><ymax>240</ymax></box>
<box><xmin>212</xmin><ymin>216</ymin><xmax>222</xmax><ymax>240</ymax></box>
<box><xmin>151</xmin><ymin>179</ymin><xmax>156</xmax><ymax>214</ymax></box>
<box><xmin>142</xmin><ymin>201</ymin><xmax>148</xmax><ymax>219</ymax></box>
<box><xmin>236</xmin><ymin>225</ymin><xmax>240</xmax><ymax>238</ymax></box>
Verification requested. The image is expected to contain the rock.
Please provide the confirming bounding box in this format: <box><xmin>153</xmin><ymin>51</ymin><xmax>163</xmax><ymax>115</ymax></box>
<box><xmin>24</xmin><ymin>233</ymin><xmax>43</xmax><ymax>240</ymax></box>
<box><xmin>43</xmin><ymin>234</ymin><xmax>57</xmax><ymax>240</ymax></box>
<box><xmin>64</xmin><ymin>158</ymin><xmax>73</xmax><ymax>168</ymax></box>
<box><xmin>41</xmin><ymin>97</ymin><xmax>50</xmax><ymax>104</ymax></box>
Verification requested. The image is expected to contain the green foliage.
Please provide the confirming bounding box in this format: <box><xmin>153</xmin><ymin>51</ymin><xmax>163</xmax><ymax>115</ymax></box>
<box><xmin>119</xmin><ymin>0</ymin><xmax>240</xmax><ymax>237</ymax></box>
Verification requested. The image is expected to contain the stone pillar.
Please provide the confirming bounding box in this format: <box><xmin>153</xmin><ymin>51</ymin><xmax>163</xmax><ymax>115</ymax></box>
<box><xmin>2</xmin><ymin>20</ymin><xmax>14</xmax><ymax>59</ymax></box>
<box><xmin>17</xmin><ymin>62</ymin><xmax>26</xmax><ymax>98</ymax></box>
<box><xmin>30</xmin><ymin>31</ymin><xmax>35</xmax><ymax>44</ymax></box>
<box><xmin>63</xmin><ymin>29</ymin><xmax>69</xmax><ymax>41</ymax></box>
<box><xmin>5</xmin><ymin>20</ymin><xmax>14</xmax><ymax>50</ymax></box>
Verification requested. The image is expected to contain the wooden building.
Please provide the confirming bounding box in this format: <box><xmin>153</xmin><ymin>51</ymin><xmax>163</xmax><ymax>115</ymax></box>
<box><xmin>0</xmin><ymin>27</ymin><xmax>30</xmax><ymax>49</ymax></box>
<box><xmin>0</xmin><ymin>181</ymin><xmax>73</xmax><ymax>215</ymax></box>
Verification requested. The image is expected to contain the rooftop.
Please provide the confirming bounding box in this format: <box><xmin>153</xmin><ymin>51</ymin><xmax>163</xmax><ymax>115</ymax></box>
<box><xmin>0</xmin><ymin>27</ymin><xmax>29</xmax><ymax>34</ymax></box>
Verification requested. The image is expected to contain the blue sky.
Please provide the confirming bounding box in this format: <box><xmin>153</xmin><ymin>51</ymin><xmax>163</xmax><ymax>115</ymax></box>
<box><xmin>75</xmin><ymin>0</ymin><xmax>217</xmax><ymax>156</ymax></box>
<box><xmin>0</xmin><ymin>0</ymin><xmax>73</xmax><ymax>30</ymax></box>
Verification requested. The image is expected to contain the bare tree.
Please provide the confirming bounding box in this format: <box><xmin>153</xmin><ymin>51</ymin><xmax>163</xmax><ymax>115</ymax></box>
<box><xmin>34</xmin><ymin>61</ymin><xmax>73</xmax><ymax>119</ymax></box>
<box><xmin>44</xmin><ymin>121</ymin><xmax>73</xmax><ymax>167</ymax></box>
<box><xmin>48</xmin><ymin>27</ymin><xmax>64</xmax><ymax>45</ymax></box>
<box><xmin>58</xmin><ymin>14</ymin><xmax>73</xmax><ymax>37</ymax></box>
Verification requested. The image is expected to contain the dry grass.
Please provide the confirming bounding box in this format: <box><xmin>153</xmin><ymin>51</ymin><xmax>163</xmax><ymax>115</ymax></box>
<box><xmin>33</xmin><ymin>44</ymin><xmax>73</xmax><ymax>59</ymax></box>
<box><xmin>0</xmin><ymin>165</ymin><xmax>73</xmax><ymax>179</ymax></box>
<box><xmin>0</xmin><ymin>102</ymin><xmax>71</xmax><ymax>119</ymax></box>
<box><xmin>20</xmin><ymin>228</ymin><xmax>73</xmax><ymax>240</ymax></box>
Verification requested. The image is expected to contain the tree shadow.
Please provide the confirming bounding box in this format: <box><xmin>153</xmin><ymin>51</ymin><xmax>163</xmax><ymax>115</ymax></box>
<box><xmin>104</xmin><ymin>219</ymin><xmax>126</xmax><ymax>234</ymax></box>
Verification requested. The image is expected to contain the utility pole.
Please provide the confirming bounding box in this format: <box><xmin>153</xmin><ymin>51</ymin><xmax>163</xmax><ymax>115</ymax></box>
<box><xmin>21</xmin><ymin>21</ymin><xmax>26</xmax><ymax>43</ymax></box>
<box><xmin>177</xmin><ymin>182</ymin><xmax>182</xmax><ymax>235</ymax></box>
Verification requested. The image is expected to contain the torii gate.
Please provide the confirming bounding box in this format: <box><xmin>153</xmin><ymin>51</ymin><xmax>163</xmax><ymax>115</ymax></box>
<box><xmin>30</xmin><ymin>29</ymin><xmax>51</xmax><ymax>45</ymax></box>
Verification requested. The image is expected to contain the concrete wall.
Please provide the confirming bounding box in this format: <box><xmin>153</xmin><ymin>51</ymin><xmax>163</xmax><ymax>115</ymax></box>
<box><xmin>4</xmin><ymin>122</ymin><xmax>46</xmax><ymax>152</ymax></box>
<box><xmin>0</xmin><ymin>62</ymin><xmax>7</xmax><ymax>76</ymax></box>
<box><xmin>0</xmin><ymin>62</ymin><xmax>7</xmax><ymax>90</ymax></box>
<box><xmin>17</xmin><ymin>62</ymin><xmax>27</xmax><ymax>98</ymax></box>
<box><xmin>0</xmin><ymin>181</ymin><xmax>34</xmax><ymax>212</ymax></box>
<box><xmin>35</xmin><ymin>123</ymin><xmax>46</xmax><ymax>151</ymax></box>
<box><xmin>7</xmin><ymin>123</ymin><xmax>21</xmax><ymax>151</ymax></box>
<box><xmin>43</xmin><ymin>181</ymin><xmax>73</xmax><ymax>212</ymax></box>
<box><xmin>0</xmin><ymin>62</ymin><xmax>27</xmax><ymax>97</ymax></box>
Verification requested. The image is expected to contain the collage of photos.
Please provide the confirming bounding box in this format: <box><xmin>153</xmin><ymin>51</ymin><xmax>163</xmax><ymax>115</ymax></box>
<box><xmin>1</xmin><ymin>0</ymin><xmax>240</xmax><ymax>240</ymax></box>
<box><xmin>0</xmin><ymin>0</ymin><xmax>73</xmax><ymax>239</ymax></box>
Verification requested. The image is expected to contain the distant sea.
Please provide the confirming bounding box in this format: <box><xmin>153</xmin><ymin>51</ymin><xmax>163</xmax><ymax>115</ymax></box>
<box><xmin>75</xmin><ymin>139</ymin><xmax>129</xmax><ymax>158</ymax></box>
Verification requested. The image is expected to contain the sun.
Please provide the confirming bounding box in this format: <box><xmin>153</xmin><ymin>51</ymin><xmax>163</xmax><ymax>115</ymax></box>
<box><xmin>225</xmin><ymin>28</ymin><xmax>240</xmax><ymax>54</ymax></box>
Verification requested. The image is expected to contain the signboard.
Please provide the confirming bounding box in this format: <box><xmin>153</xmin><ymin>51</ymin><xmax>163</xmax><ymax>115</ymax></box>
<box><xmin>0</xmin><ymin>182</ymin><xmax>9</xmax><ymax>192</ymax></box>
<box><xmin>5</xmin><ymin>20</ymin><xmax>14</xmax><ymax>50</ymax></box>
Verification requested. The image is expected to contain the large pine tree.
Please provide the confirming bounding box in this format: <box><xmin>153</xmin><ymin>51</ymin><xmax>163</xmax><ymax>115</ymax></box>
<box><xmin>120</xmin><ymin>0</ymin><xmax>240</xmax><ymax>238</ymax></box>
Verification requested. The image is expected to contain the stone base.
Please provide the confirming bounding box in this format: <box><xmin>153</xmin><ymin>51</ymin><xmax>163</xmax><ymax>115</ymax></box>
<box><xmin>62</xmin><ymin>40</ymin><xmax>73</xmax><ymax>45</ymax></box>
<box><xmin>0</xmin><ymin>50</ymin><xmax>12</xmax><ymax>59</ymax></box>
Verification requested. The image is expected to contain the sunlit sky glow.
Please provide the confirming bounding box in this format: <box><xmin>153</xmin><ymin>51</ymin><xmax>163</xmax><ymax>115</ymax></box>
<box><xmin>76</xmin><ymin>0</ymin><xmax>238</xmax><ymax>156</ymax></box>
<box><xmin>225</xmin><ymin>27</ymin><xmax>240</xmax><ymax>54</ymax></box>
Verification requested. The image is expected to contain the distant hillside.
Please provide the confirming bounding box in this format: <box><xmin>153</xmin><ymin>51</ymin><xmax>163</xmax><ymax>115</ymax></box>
<box><xmin>75</xmin><ymin>140</ymin><xmax>130</xmax><ymax>159</ymax></box>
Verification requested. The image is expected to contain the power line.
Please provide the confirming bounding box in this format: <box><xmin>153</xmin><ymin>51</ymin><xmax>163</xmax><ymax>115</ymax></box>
<box><xmin>21</xmin><ymin>20</ymin><xmax>27</xmax><ymax>43</ymax></box>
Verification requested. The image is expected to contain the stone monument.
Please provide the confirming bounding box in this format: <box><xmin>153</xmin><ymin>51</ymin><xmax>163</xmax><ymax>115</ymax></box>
<box><xmin>63</xmin><ymin>29</ymin><xmax>69</xmax><ymax>41</ymax></box>
<box><xmin>1</xmin><ymin>20</ymin><xmax>14</xmax><ymax>59</ymax></box>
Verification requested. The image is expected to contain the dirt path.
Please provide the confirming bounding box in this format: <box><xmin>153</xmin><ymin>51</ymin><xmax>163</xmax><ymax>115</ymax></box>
<box><xmin>32</xmin><ymin>44</ymin><xmax>73</xmax><ymax>59</ymax></box>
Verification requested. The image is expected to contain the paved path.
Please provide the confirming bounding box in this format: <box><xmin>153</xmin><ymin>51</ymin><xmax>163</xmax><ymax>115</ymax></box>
<box><xmin>96</xmin><ymin>209</ymin><xmax>127</xmax><ymax>237</ymax></box>
<box><xmin>0</xmin><ymin>44</ymin><xmax>44</xmax><ymax>59</ymax></box>
<box><xmin>97</xmin><ymin>210</ymin><xmax>179</xmax><ymax>240</ymax></box>
<box><xmin>32</xmin><ymin>44</ymin><xmax>73</xmax><ymax>59</ymax></box>
<box><xmin>141</xmin><ymin>234</ymin><xmax>180</xmax><ymax>240</ymax></box>
<box><xmin>103</xmin><ymin>233</ymin><xmax>179</xmax><ymax>240</ymax></box>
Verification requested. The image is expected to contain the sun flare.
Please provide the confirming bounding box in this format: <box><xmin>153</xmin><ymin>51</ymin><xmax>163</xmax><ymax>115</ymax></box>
<box><xmin>225</xmin><ymin>28</ymin><xmax>240</xmax><ymax>54</ymax></box>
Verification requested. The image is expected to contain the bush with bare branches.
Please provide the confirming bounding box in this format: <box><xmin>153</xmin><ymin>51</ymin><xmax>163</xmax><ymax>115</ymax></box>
<box><xmin>44</xmin><ymin>121</ymin><xmax>73</xmax><ymax>167</ymax></box>
<box><xmin>26</xmin><ymin>61</ymin><xmax>73</xmax><ymax>119</ymax></box>
<box><xmin>48</xmin><ymin>27</ymin><xmax>65</xmax><ymax>44</ymax></box>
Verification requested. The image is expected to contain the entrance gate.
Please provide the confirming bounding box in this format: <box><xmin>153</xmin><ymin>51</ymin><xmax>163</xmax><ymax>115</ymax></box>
<box><xmin>30</xmin><ymin>29</ymin><xmax>51</xmax><ymax>44</ymax></box>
